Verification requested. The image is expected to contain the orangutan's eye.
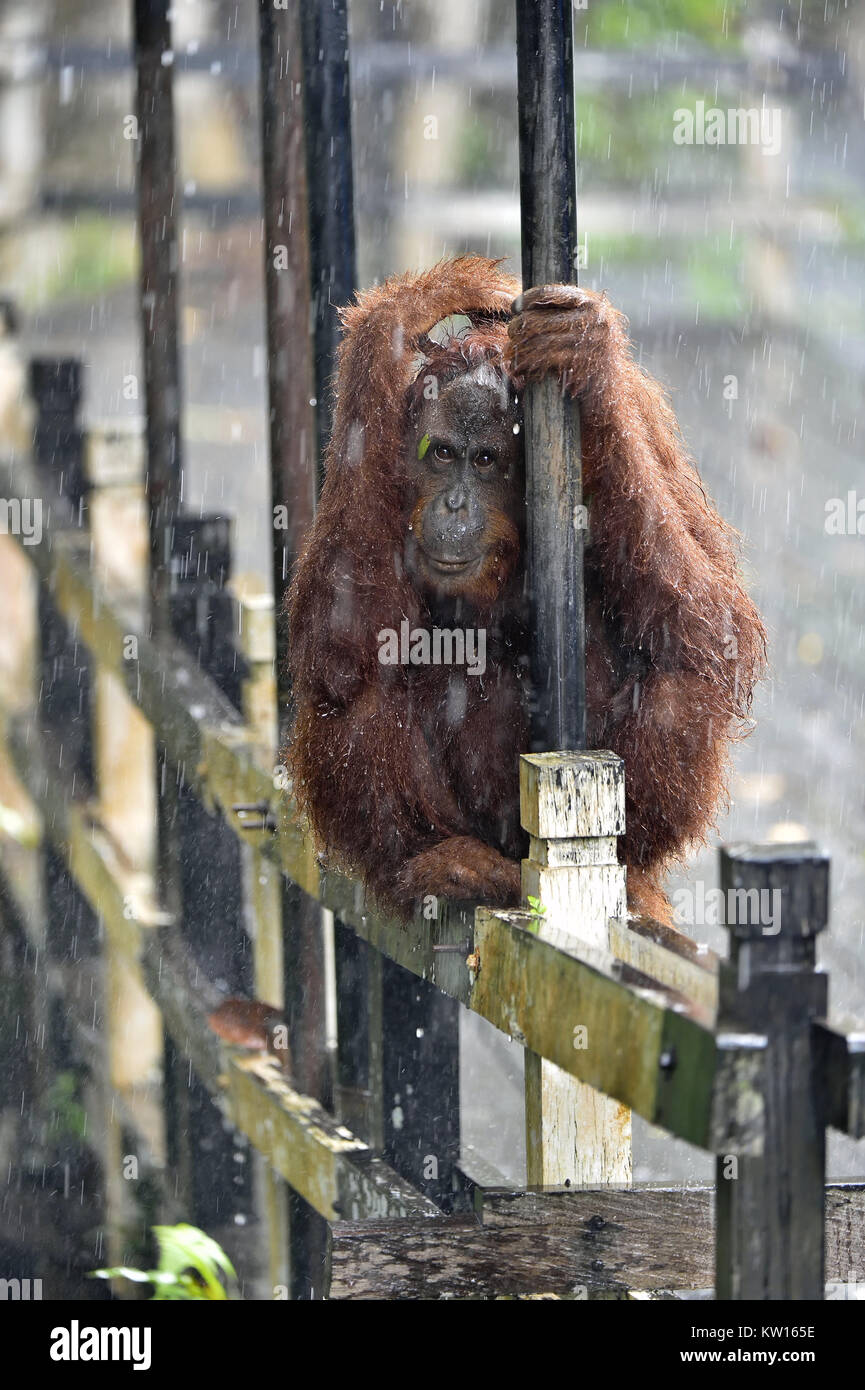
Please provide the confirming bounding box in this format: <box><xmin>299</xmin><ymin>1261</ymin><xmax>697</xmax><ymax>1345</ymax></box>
<box><xmin>433</xmin><ymin>443</ymin><xmax>456</xmax><ymax>464</ymax></box>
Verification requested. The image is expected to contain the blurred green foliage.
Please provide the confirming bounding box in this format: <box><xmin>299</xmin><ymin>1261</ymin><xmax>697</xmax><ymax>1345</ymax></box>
<box><xmin>575</xmin><ymin>0</ymin><xmax>747</xmax><ymax>50</ymax></box>
<box><xmin>18</xmin><ymin>217</ymin><xmax>136</xmax><ymax>308</ymax></box>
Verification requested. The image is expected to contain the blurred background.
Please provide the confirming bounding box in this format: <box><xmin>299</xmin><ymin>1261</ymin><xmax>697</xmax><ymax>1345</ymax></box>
<box><xmin>0</xmin><ymin>0</ymin><xmax>863</xmax><ymax>1293</ymax></box>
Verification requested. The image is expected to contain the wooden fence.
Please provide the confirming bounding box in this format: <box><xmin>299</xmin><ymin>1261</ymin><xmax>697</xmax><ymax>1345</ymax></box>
<box><xmin>0</xmin><ymin>0</ymin><xmax>864</xmax><ymax>1301</ymax></box>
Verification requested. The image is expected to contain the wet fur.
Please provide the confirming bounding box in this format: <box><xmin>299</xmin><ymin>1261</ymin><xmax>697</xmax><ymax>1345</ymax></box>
<box><xmin>286</xmin><ymin>258</ymin><xmax>766</xmax><ymax>924</ymax></box>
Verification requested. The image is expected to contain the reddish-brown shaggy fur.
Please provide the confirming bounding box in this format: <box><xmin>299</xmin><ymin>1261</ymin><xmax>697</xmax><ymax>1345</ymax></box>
<box><xmin>286</xmin><ymin>257</ymin><xmax>766</xmax><ymax>924</ymax></box>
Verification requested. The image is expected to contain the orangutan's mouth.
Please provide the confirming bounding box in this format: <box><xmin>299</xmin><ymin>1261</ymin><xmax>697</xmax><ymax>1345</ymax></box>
<box><xmin>422</xmin><ymin>552</ymin><xmax>481</xmax><ymax>575</ymax></box>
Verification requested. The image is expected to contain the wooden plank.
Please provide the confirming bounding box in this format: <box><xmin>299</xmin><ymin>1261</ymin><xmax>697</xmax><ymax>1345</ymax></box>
<box><xmin>140</xmin><ymin>904</ymin><xmax>438</xmax><ymax>1225</ymax></box>
<box><xmin>610</xmin><ymin>916</ymin><xmax>718</xmax><ymax>1016</ymax></box>
<box><xmin>328</xmin><ymin>1185</ymin><xmax>865</xmax><ymax>1300</ymax></box>
<box><xmin>227</xmin><ymin>1054</ymin><xmax>439</xmax><ymax>1223</ymax></box>
<box><xmin>140</xmin><ymin>906</ymin><xmax>439</xmax><ymax>1226</ymax></box>
<box><xmin>472</xmin><ymin>907</ymin><xmax>720</xmax><ymax>1148</ymax></box>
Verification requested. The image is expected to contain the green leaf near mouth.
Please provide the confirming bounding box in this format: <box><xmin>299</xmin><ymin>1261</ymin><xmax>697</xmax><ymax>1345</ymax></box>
<box><xmin>417</xmin><ymin>433</ymin><xmax>431</xmax><ymax>460</ymax></box>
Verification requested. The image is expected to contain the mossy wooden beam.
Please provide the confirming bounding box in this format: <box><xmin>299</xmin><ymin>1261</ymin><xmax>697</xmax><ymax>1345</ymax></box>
<box><xmin>3</xmin><ymin>722</ymin><xmax>438</xmax><ymax>1223</ymax></box>
<box><xmin>471</xmin><ymin>908</ymin><xmax>760</xmax><ymax>1152</ymax></box>
<box><xmin>227</xmin><ymin>1055</ymin><xmax>441</xmax><ymax>1222</ymax></box>
<box><xmin>609</xmin><ymin>915</ymin><xmax>718</xmax><ymax>1015</ymax></box>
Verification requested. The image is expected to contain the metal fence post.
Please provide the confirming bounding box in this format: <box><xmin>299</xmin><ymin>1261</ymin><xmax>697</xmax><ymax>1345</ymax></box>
<box><xmin>515</xmin><ymin>0</ymin><xmax>585</xmax><ymax>753</ymax></box>
<box><xmin>257</xmin><ymin>0</ymin><xmax>341</xmax><ymax>1299</ymax></box>
<box><xmin>134</xmin><ymin>0</ymin><xmax>183</xmax><ymax>627</ymax></box>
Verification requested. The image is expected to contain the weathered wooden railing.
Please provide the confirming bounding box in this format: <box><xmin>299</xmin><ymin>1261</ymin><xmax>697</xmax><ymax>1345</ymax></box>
<box><xmin>2</xmin><ymin>424</ymin><xmax>865</xmax><ymax>1296</ymax></box>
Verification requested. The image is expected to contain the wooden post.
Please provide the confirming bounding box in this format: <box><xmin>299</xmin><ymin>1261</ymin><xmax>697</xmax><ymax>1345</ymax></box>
<box><xmin>86</xmin><ymin>420</ymin><xmax>165</xmax><ymax>1266</ymax></box>
<box><xmin>715</xmin><ymin>843</ymin><xmax>829</xmax><ymax>1300</ymax></box>
<box><xmin>169</xmin><ymin>519</ymin><xmax>256</xmax><ymax>1253</ymax></box>
<box><xmin>231</xmin><ymin>577</ymin><xmax>283</xmax><ymax>1005</ymax></box>
<box><xmin>521</xmin><ymin>752</ymin><xmax>632</xmax><ymax>1186</ymax></box>
<box><xmin>232</xmin><ymin>576</ymin><xmax>291</xmax><ymax>1297</ymax></box>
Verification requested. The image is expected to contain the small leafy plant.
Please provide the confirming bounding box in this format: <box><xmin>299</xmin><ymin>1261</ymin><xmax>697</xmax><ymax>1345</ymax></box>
<box><xmin>92</xmin><ymin>1223</ymin><xmax>238</xmax><ymax>1300</ymax></box>
<box><xmin>525</xmin><ymin>895</ymin><xmax>547</xmax><ymax>934</ymax></box>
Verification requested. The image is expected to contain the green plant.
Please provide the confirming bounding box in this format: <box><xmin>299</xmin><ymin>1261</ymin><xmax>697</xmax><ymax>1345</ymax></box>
<box><xmin>91</xmin><ymin>1223</ymin><xmax>238</xmax><ymax>1301</ymax></box>
<box><xmin>525</xmin><ymin>895</ymin><xmax>547</xmax><ymax>934</ymax></box>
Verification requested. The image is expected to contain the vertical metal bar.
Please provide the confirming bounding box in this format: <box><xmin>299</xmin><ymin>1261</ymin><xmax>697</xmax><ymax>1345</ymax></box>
<box><xmin>258</xmin><ymin>0</ymin><xmax>357</xmax><ymax>1301</ymax></box>
<box><xmin>299</xmin><ymin>6</ymin><xmax>467</xmax><ymax>1220</ymax></box>
<box><xmin>515</xmin><ymin>0</ymin><xmax>585</xmax><ymax>753</ymax></box>
<box><xmin>715</xmin><ymin>843</ymin><xmax>829</xmax><ymax>1300</ymax></box>
<box><xmin>299</xmin><ymin>0</ymin><xmax>357</xmax><ymax>461</ymax></box>
<box><xmin>133</xmin><ymin>0</ymin><xmax>190</xmax><ymax>1237</ymax></box>
<box><xmin>258</xmin><ymin>0</ymin><xmax>317</xmax><ymax>738</ymax></box>
<box><xmin>134</xmin><ymin>0</ymin><xmax>183</xmax><ymax>628</ymax></box>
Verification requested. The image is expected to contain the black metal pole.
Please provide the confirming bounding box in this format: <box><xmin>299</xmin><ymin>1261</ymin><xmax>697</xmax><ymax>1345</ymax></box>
<box><xmin>258</xmin><ymin>0</ymin><xmax>319</xmax><ymax>742</ymax></box>
<box><xmin>134</xmin><ymin>0</ymin><xmax>183</xmax><ymax>631</ymax></box>
<box><xmin>258</xmin><ymin>0</ymin><xmax>357</xmax><ymax>1301</ymax></box>
<box><xmin>134</xmin><ymin>2</ymin><xmax>197</xmax><ymax>1231</ymax></box>
<box><xmin>299</xmin><ymin>0</ymin><xmax>357</xmax><ymax>465</ymax></box>
<box><xmin>515</xmin><ymin>0</ymin><xmax>586</xmax><ymax>752</ymax></box>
